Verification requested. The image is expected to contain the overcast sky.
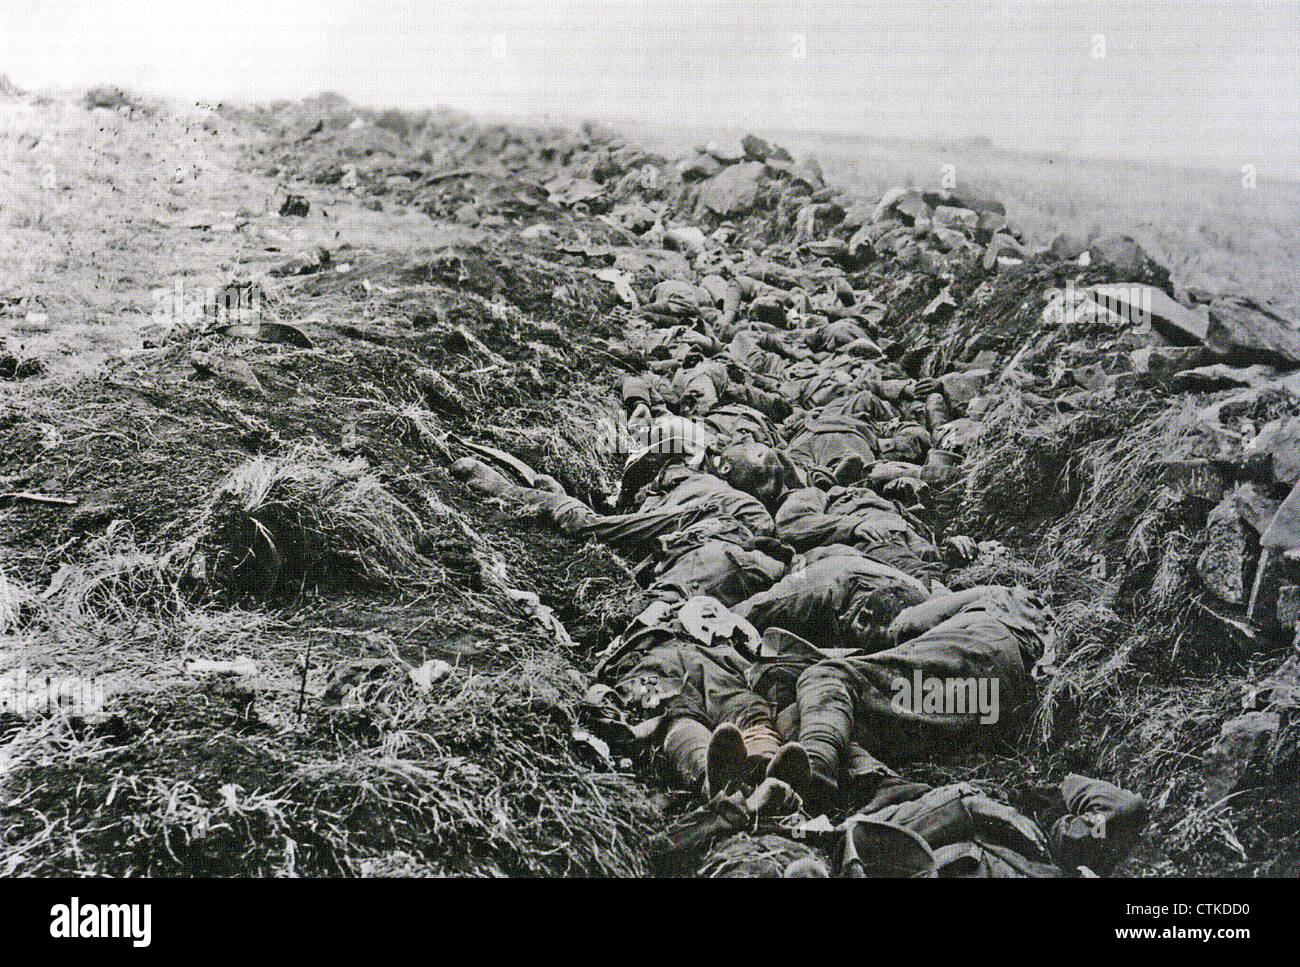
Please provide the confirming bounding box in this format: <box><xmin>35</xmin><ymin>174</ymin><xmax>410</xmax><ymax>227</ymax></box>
<box><xmin>2</xmin><ymin>0</ymin><xmax>1297</xmax><ymax>169</ymax></box>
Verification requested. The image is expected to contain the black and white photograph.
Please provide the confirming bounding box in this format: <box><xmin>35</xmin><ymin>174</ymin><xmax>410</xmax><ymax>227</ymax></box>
<box><xmin>0</xmin><ymin>0</ymin><xmax>1293</xmax><ymax>940</ymax></box>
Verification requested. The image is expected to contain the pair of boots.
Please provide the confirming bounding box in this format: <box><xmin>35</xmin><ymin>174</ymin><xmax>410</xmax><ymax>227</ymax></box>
<box><xmin>665</xmin><ymin>717</ymin><xmax>813</xmax><ymax>802</ymax></box>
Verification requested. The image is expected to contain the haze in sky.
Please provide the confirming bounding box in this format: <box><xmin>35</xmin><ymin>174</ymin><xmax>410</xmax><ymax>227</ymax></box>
<box><xmin>2</xmin><ymin>0</ymin><xmax>1297</xmax><ymax>173</ymax></box>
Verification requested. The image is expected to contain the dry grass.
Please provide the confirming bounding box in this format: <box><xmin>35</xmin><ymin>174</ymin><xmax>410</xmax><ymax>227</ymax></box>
<box><xmin>199</xmin><ymin>443</ymin><xmax>437</xmax><ymax>593</ymax></box>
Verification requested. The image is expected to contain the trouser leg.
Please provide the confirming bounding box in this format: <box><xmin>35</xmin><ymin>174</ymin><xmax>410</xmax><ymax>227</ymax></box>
<box><xmin>662</xmin><ymin>716</ymin><xmax>711</xmax><ymax>790</ymax></box>
<box><xmin>796</xmin><ymin>661</ymin><xmax>855</xmax><ymax>800</ymax></box>
<box><xmin>722</xmin><ymin>691</ymin><xmax>781</xmax><ymax>776</ymax></box>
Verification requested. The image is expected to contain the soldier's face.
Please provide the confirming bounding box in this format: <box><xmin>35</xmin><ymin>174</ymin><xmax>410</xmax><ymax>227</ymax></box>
<box><xmin>848</xmin><ymin>606</ymin><xmax>886</xmax><ymax>650</ymax></box>
<box><xmin>721</xmin><ymin>449</ymin><xmax>784</xmax><ymax>507</ymax></box>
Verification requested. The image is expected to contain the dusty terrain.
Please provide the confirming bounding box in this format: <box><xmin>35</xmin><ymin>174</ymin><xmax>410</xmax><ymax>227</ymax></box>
<box><xmin>1</xmin><ymin>86</ymin><xmax>1297</xmax><ymax>877</ymax></box>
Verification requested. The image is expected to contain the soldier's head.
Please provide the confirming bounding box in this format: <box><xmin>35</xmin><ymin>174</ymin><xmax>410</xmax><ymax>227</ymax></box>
<box><xmin>715</xmin><ymin>442</ymin><xmax>786</xmax><ymax>508</ymax></box>
<box><xmin>678</xmin><ymin>387</ymin><xmax>702</xmax><ymax>416</ymax></box>
<box><xmin>846</xmin><ymin>583</ymin><xmax>928</xmax><ymax>649</ymax></box>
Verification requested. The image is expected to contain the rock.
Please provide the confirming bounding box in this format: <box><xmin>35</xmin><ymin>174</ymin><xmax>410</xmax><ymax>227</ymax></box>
<box><xmin>1170</xmin><ymin>364</ymin><xmax>1279</xmax><ymax>393</ymax></box>
<box><xmin>838</xmin><ymin>199</ymin><xmax>875</xmax><ymax>230</ymax></box>
<box><xmin>931</xmin><ymin>205</ymin><xmax>979</xmax><ymax>233</ymax></box>
<box><xmin>1069</xmin><ymin>362</ymin><xmax>1109</xmax><ymax>392</ymax></box>
<box><xmin>791</xmin><ymin>157</ymin><xmax>825</xmax><ymax>192</ymax></box>
<box><xmin>1231</xmin><ymin>483</ymin><xmax>1281</xmax><ymax>535</ymax></box>
<box><xmin>1085</xmin><ymin>284</ymin><xmax>1208</xmax><ymax>345</ymax></box>
<box><xmin>680</xmin><ymin>153</ymin><xmax>722</xmax><ymax>180</ymax></box>
<box><xmin>698</xmin><ymin>161</ymin><xmax>766</xmax><ymax>217</ymax></box>
<box><xmin>1202</xmin><ymin>711</ymin><xmax>1279</xmax><ymax>802</ymax></box>
<box><xmin>1253</xmin><ymin>651</ymin><xmax>1300</xmax><ymax>710</ymax></box>
<box><xmin>935</xmin><ymin>418</ymin><xmax>984</xmax><ymax>452</ymax></box>
<box><xmin>1128</xmin><ymin>345</ymin><xmax>1208</xmax><ymax>374</ymax></box>
<box><xmin>1277</xmin><ymin>585</ymin><xmax>1300</xmax><ymax>630</ymax></box>
<box><xmin>741</xmin><ymin>134</ymin><xmax>773</xmax><ymax>161</ymax></box>
<box><xmin>930</xmin><ymin>227</ymin><xmax>969</xmax><ymax>252</ymax></box>
<box><xmin>976</xmin><ymin>209</ymin><xmax>1008</xmax><ymax>239</ymax></box>
<box><xmin>544</xmin><ymin>176</ymin><xmax>603</xmax><ymax>207</ymax></box>
<box><xmin>1205</xmin><ymin>296</ymin><xmax>1300</xmax><ymax>369</ymax></box>
<box><xmin>662</xmin><ymin>225</ymin><xmax>708</xmax><ymax>254</ymax></box>
<box><xmin>1246</xmin><ymin>547</ymin><xmax>1286</xmax><ymax>630</ymax></box>
<box><xmin>651</xmin><ymin>279</ymin><xmax>709</xmax><ymax>306</ymax></box>
<box><xmin>1086</xmin><ymin>234</ymin><xmax>1168</xmax><ymax>286</ymax></box>
<box><xmin>873</xmin><ymin>187</ymin><xmax>929</xmax><ymax>225</ymax></box>
<box><xmin>704</xmin><ymin>139</ymin><xmax>746</xmax><ymax>163</ymax></box>
<box><xmin>981</xmin><ymin>233</ymin><xmax>1026</xmax><ymax>270</ymax></box>
<box><xmin>1197</xmin><ymin>496</ymin><xmax>1249</xmax><ymax>605</ymax></box>
<box><xmin>847</xmin><ymin>223</ymin><xmax>876</xmax><ymax>259</ymax></box>
<box><xmin>1049</xmin><ymin>233</ymin><xmax>1088</xmax><ymax>261</ymax></box>
<box><xmin>1262</xmin><ymin>479</ymin><xmax>1300</xmax><ymax>555</ymax></box>
<box><xmin>1246</xmin><ymin>417</ymin><xmax>1300</xmax><ymax>487</ymax></box>
<box><xmin>943</xmin><ymin>190</ymin><xmax>1004</xmax><ymax>217</ymax></box>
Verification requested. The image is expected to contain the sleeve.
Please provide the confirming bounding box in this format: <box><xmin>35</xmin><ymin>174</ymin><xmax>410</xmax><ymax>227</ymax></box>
<box><xmin>621</xmin><ymin>373</ymin><xmax>659</xmax><ymax>412</ymax></box>
<box><xmin>775</xmin><ymin>487</ymin><xmax>862</xmax><ymax>551</ymax></box>
<box><xmin>1049</xmin><ymin>773</ymin><xmax>1148</xmax><ymax>875</ymax></box>
<box><xmin>721</xmin><ymin>381</ymin><xmax>793</xmax><ymax>421</ymax></box>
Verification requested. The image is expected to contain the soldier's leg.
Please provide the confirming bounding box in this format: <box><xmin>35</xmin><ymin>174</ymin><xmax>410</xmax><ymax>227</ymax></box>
<box><xmin>795</xmin><ymin>660</ymin><xmax>856</xmax><ymax>806</ymax></box>
<box><xmin>662</xmin><ymin>716</ymin><xmax>711</xmax><ymax>789</ymax></box>
<box><xmin>455</xmin><ymin>455</ymin><xmax>701</xmax><ymax>551</ymax></box>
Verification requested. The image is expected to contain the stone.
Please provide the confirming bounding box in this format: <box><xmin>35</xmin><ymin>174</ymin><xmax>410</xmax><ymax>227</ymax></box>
<box><xmin>930</xmin><ymin>205</ymin><xmax>979</xmax><ymax>233</ymax></box>
<box><xmin>1206</xmin><ymin>296</ymin><xmax>1300</xmax><ymax>369</ymax></box>
<box><xmin>1170</xmin><ymin>364</ymin><xmax>1279</xmax><ymax>393</ymax></box>
<box><xmin>1246</xmin><ymin>547</ymin><xmax>1287</xmax><ymax>629</ymax></box>
<box><xmin>1262</xmin><ymin>479</ymin><xmax>1300</xmax><ymax>554</ymax></box>
<box><xmin>847</xmin><ymin>223</ymin><xmax>876</xmax><ymax>259</ymax></box>
<box><xmin>1253</xmin><ymin>651</ymin><xmax>1300</xmax><ymax>710</ymax></box>
<box><xmin>1202</xmin><ymin>711</ymin><xmax>1279</xmax><ymax>802</ymax></box>
<box><xmin>873</xmin><ymin>187</ymin><xmax>928</xmax><ymax>225</ymax></box>
<box><xmin>976</xmin><ymin>209</ymin><xmax>1008</xmax><ymax>239</ymax></box>
<box><xmin>1086</xmin><ymin>234</ymin><xmax>1169</xmax><ymax>286</ymax></box>
<box><xmin>704</xmin><ymin>139</ymin><xmax>746</xmax><ymax>163</ymax></box>
<box><xmin>662</xmin><ymin>225</ymin><xmax>708</xmax><ymax>254</ymax></box>
<box><xmin>1276</xmin><ymin>585</ymin><xmax>1300</xmax><ymax>629</ymax></box>
<box><xmin>838</xmin><ymin>199</ymin><xmax>876</xmax><ymax>230</ymax></box>
<box><xmin>697</xmin><ymin>161</ymin><xmax>766</xmax><ymax>217</ymax></box>
<box><xmin>740</xmin><ymin>134</ymin><xmax>773</xmax><ymax>161</ymax></box>
<box><xmin>938</xmin><ymin>370</ymin><xmax>989</xmax><ymax>411</ymax></box>
<box><xmin>1127</xmin><ymin>345</ymin><xmax>1208</xmax><ymax>374</ymax></box>
<box><xmin>790</xmin><ymin>157</ymin><xmax>825</xmax><ymax>192</ymax></box>
<box><xmin>1246</xmin><ymin>417</ymin><xmax>1300</xmax><ymax>487</ymax></box>
<box><xmin>1231</xmin><ymin>483</ymin><xmax>1282</xmax><ymax>534</ymax></box>
<box><xmin>680</xmin><ymin>153</ymin><xmax>722</xmax><ymax>180</ymax></box>
<box><xmin>1085</xmin><ymin>283</ymin><xmax>1208</xmax><ymax>345</ymax></box>
<box><xmin>982</xmin><ymin>233</ymin><xmax>1026</xmax><ymax>270</ymax></box>
<box><xmin>1049</xmin><ymin>233</ymin><xmax>1088</xmax><ymax>260</ymax></box>
<box><xmin>945</xmin><ymin>190</ymin><xmax>1004</xmax><ymax>217</ymax></box>
<box><xmin>651</xmin><ymin>279</ymin><xmax>709</xmax><ymax>305</ymax></box>
<box><xmin>1196</xmin><ymin>496</ymin><xmax>1249</xmax><ymax>605</ymax></box>
<box><xmin>930</xmin><ymin>227</ymin><xmax>969</xmax><ymax>252</ymax></box>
